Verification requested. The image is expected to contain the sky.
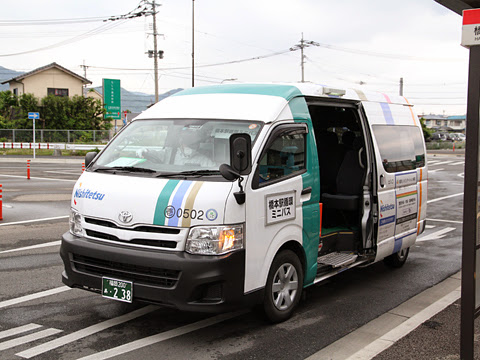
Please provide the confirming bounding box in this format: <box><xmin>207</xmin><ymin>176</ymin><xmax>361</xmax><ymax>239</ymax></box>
<box><xmin>0</xmin><ymin>0</ymin><xmax>471</xmax><ymax>116</ymax></box>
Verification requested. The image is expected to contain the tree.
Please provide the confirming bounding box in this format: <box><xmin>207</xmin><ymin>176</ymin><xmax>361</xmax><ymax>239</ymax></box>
<box><xmin>0</xmin><ymin>91</ymin><xmax>18</xmax><ymax>122</ymax></box>
<box><xmin>419</xmin><ymin>117</ymin><xmax>433</xmax><ymax>141</ymax></box>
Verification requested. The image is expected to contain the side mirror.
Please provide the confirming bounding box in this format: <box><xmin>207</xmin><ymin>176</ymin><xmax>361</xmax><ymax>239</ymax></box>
<box><xmin>85</xmin><ymin>151</ymin><xmax>98</xmax><ymax>167</ymax></box>
<box><xmin>229</xmin><ymin>133</ymin><xmax>252</xmax><ymax>175</ymax></box>
<box><xmin>219</xmin><ymin>133</ymin><xmax>252</xmax><ymax>205</ymax></box>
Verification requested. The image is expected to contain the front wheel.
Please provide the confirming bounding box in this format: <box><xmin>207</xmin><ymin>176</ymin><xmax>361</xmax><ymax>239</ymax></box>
<box><xmin>384</xmin><ymin>247</ymin><xmax>409</xmax><ymax>268</ymax></box>
<box><xmin>263</xmin><ymin>250</ymin><xmax>303</xmax><ymax>323</ymax></box>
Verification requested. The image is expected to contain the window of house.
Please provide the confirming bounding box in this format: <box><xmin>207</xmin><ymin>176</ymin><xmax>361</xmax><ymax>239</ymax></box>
<box><xmin>372</xmin><ymin>125</ymin><xmax>425</xmax><ymax>173</ymax></box>
<box><xmin>12</xmin><ymin>88</ymin><xmax>18</xmax><ymax>96</ymax></box>
<box><xmin>253</xmin><ymin>125</ymin><xmax>307</xmax><ymax>188</ymax></box>
<box><xmin>47</xmin><ymin>88</ymin><xmax>69</xmax><ymax>97</ymax></box>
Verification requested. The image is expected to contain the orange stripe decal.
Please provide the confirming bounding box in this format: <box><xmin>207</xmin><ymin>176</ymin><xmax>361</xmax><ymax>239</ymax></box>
<box><xmin>404</xmin><ymin>97</ymin><xmax>418</xmax><ymax>126</ymax></box>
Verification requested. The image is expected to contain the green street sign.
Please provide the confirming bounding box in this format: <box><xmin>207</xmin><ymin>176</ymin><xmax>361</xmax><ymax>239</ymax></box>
<box><xmin>103</xmin><ymin>78</ymin><xmax>121</xmax><ymax>119</ymax></box>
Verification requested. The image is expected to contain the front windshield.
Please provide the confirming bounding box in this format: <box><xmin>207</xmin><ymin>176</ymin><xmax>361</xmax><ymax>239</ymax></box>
<box><xmin>93</xmin><ymin>119</ymin><xmax>262</xmax><ymax>174</ymax></box>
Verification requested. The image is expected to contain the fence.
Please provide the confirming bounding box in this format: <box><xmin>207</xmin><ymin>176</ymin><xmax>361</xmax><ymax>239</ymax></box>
<box><xmin>0</xmin><ymin>129</ymin><xmax>112</xmax><ymax>144</ymax></box>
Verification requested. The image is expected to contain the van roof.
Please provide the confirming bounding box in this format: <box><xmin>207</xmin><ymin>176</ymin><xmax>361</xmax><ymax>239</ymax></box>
<box><xmin>135</xmin><ymin>83</ymin><xmax>412</xmax><ymax>123</ymax></box>
<box><xmin>173</xmin><ymin>83</ymin><xmax>411</xmax><ymax>105</ymax></box>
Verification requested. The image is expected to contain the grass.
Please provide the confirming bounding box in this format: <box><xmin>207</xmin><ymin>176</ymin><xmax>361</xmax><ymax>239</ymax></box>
<box><xmin>426</xmin><ymin>141</ymin><xmax>465</xmax><ymax>150</ymax></box>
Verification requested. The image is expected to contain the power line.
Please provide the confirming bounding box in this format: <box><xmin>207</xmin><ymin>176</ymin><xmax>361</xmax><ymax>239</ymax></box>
<box><xmin>0</xmin><ymin>20</ymin><xmax>126</xmax><ymax>57</ymax></box>
<box><xmin>86</xmin><ymin>49</ymin><xmax>293</xmax><ymax>72</ymax></box>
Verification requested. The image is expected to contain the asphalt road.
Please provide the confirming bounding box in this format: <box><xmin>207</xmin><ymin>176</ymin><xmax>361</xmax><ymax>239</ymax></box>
<box><xmin>0</xmin><ymin>154</ymin><xmax>465</xmax><ymax>360</ymax></box>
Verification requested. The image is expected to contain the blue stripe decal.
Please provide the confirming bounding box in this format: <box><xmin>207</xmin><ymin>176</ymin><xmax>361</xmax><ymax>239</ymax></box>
<box><xmin>393</xmin><ymin>237</ymin><xmax>403</xmax><ymax>254</ymax></box>
<box><xmin>168</xmin><ymin>181</ymin><xmax>193</xmax><ymax>226</ymax></box>
<box><xmin>393</xmin><ymin>231</ymin><xmax>416</xmax><ymax>254</ymax></box>
<box><xmin>380</xmin><ymin>103</ymin><xmax>394</xmax><ymax>125</ymax></box>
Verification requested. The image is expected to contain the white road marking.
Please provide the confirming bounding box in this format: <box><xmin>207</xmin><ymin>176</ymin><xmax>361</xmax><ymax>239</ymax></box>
<box><xmin>0</xmin><ymin>324</ymin><xmax>42</xmax><ymax>341</ymax></box>
<box><xmin>0</xmin><ymin>286</ymin><xmax>70</xmax><ymax>310</ymax></box>
<box><xmin>0</xmin><ymin>328</ymin><xmax>62</xmax><ymax>352</ymax></box>
<box><xmin>343</xmin><ymin>287</ymin><xmax>460</xmax><ymax>360</ymax></box>
<box><xmin>426</xmin><ymin>218</ymin><xmax>463</xmax><ymax>224</ymax></box>
<box><xmin>417</xmin><ymin>227</ymin><xmax>456</xmax><ymax>242</ymax></box>
<box><xmin>77</xmin><ymin>310</ymin><xmax>248</xmax><ymax>360</ymax></box>
<box><xmin>0</xmin><ymin>241</ymin><xmax>61</xmax><ymax>254</ymax></box>
<box><xmin>458</xmin><ymin>173</ymin><xmax>464</xmax><ymax>178</ymax></box>
<box><xmin>450</xmin><ymin>161</ymin><xmax>465</xmax><ymax>166</ymax></box>
<box><xmin>427</xmin><ymin>192</ymin><xmax>463</xmax><ymax>204</ymax></box>
<box><xmin>0</xmin><ymin>174</ymin><xmax>76</xmax><ymax>182</ymax></box>
<box><xmin>430</xmin><ymin>160</ymin><xmax>454</xmax><ymax>166</ymax></box>
<box><xmin>16</xmin><ymin>305</ymin><xmax>159</xmax><ymax>359</ymax></box>
<box><xmin>425</xmin><ymin>225</ymin><xmax>435</xmax><ymax>229</ymax></box>
<box><xmin>427</xmin><ymin>160</ymin><xmax>441</xmax><ymax>164</ymax></box>
<box><xmin>0</xmin><ymin>215</ymin><xmax>68</xmax><ymax>227</ymax></box>
<box><xmin>428</xmin><ymin>168</ymin><xmax>444</xmax><ymax>173</ymax></box>
<box><xmin>45</xmin><ymin>170</ymin><xmax>81</xmax><ymax>175</ymax></box>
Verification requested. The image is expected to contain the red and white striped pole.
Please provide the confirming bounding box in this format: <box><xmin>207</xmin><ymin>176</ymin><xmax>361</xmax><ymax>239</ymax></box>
<box><xmin>27</xmin><ymin>159</ymin><xmax>31</xmax><ymax>180</ymax></box>
<box><xmin>0</xmin><ymin>184</ymin><xmax>3</xmax><ymax>221</ymax></box>
<box><xmin>82</xmin><ymin>162</ymin><xmax>85</xmax><ymax>173</ymax></box>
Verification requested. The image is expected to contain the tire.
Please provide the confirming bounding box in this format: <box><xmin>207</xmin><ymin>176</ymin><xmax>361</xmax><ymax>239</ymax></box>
<box><xmin>384</xmin><ymin>247</ymin><xmax>409</xmax><ymax>268</ymax></box>
<box><xmin>263</xmin><ymin>250</ymin><xmax>303</xmax><ymax>323</ymax></box>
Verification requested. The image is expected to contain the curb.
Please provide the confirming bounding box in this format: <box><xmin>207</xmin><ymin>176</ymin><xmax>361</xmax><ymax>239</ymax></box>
<box><xmin>306</xmin><ymin>272</ymin><xmax>461</xmax><ymax>360</ymax></box>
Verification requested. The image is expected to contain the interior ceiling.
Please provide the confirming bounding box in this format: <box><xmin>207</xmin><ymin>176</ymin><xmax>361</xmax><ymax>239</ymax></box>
<box><xmin>435</xmin><ymin>0</ymin><xmax>480</xmax><ymax>15</ymax></box>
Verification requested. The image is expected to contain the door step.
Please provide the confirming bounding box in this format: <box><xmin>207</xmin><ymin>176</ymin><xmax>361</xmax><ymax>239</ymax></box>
<box><xmin>317</xmin><ymin>252</ymin><xmax>358</xmax><ymax>268</ymax></box>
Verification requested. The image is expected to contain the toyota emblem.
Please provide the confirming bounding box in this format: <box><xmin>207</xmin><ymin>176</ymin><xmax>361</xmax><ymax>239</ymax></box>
<box><xmin>118</xmin><ymin>210</ymin><xmax>133</xmax><ymax>224</ymax></box>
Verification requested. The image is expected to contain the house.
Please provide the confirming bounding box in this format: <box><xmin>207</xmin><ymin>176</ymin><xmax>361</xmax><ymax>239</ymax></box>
<box><xmin>420</xmin><ymin>114</ymin><xmax>466</xmax><ymax>132</ymax></box>
<box><xmin>0</xmin><ymin>62</ymin><xmax>91</xmax><ymax>99</ymax></box>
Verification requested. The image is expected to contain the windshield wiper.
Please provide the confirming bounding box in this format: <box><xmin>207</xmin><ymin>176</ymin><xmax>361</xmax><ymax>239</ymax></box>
<box><xmin>93</xmin><ymin>166</ymin><xmax>156</xmax><ymax>173</ymax></box>
<box><xmin>156</xmin><ymin>169</ymin><xmax>220</xmax><ymax>178</ymax></box>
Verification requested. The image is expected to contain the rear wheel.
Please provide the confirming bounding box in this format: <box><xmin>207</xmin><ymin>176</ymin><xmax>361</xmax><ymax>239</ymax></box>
<box><xmin>384</xmin><ymin>247</ymin><xmax>409</xmax><ymax>268</ymax></box>
<box><xmin>263</xmin><ymin>250</ymin><xmax>303</xmax><ymax>323</ymax></box>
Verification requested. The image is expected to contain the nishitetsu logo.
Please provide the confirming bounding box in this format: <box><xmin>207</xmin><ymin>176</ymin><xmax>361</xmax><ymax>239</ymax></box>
<box><xmin>74</xmin><ymin>188</ymin><xmax>106</xmax><ymax>201</ymax></box>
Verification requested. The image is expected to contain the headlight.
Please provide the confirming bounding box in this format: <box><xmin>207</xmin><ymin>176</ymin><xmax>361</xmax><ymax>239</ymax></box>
<box><xmin>186</xmin><ymin>224</ymin><xmax>244</xmax><ymax>255</ymax></box>
<box><xmin>69</xmin><ymin>208</ymin><xmax>83</xmax><ymax>237</ymax></box>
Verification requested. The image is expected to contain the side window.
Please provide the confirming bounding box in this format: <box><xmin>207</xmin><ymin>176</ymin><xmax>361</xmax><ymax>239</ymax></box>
<box><xmin>253</xmin><ymin>126</ymin><xmax>307</xmax><ymax>188</ymax></box>
<box><xmin>372</xmin><ymin>125</ymin><xmax>425</xmax><ymax>173</ymax></box>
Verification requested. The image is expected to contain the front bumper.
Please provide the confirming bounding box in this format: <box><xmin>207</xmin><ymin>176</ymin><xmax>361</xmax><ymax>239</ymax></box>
<box><xmin>60</xmin><ymin>232</ymin><xmax>261</xmax><ymax>312</ymax></box>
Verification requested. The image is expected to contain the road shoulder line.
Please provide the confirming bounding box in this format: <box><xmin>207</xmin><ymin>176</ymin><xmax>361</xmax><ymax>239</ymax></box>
<box><xmin>306</xmin><ymin>272</ymin><xmax>461</xmax><ymax>360</ymax></box>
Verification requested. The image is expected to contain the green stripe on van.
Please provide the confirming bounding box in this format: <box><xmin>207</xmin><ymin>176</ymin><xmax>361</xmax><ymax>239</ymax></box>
<box><xmin>290</xmin><ymin>96</ymin><xmax>321</xmax><ymax>287</ymax></box>
<box><xmin>173</xmin><ymin>84</ymin><xmax>303</xmax><ymax>101</ymax></box>
<box><xmin>153</xmin><ymin>179</ymin><xmax>180</xmax><ymax>225</ymax></box>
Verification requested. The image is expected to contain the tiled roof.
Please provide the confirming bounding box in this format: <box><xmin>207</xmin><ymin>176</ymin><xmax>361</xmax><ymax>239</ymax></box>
<box><xmin>0</xmin><ymin>62</ymin><xmax>91</xmax><ymax>85</ymax></box>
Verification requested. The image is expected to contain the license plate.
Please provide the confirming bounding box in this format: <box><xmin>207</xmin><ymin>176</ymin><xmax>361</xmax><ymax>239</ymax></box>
<box><xmin>102</xmin><ymin>277</ymin><xmax>133</xmax><ymax>303</ymax></box>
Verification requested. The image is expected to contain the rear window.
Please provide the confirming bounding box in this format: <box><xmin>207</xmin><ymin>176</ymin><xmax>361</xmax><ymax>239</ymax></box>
<box><xmin>372</xmin><ymin>125</ymin><xmax>425</xmax><ymax>173</ymax></box>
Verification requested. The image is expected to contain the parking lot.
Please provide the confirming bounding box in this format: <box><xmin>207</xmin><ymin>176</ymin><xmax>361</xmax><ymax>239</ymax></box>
<box><xmin>0</xmin><ymin>154</ymin><xmax>466</xmax><ymax>359</ymax></box>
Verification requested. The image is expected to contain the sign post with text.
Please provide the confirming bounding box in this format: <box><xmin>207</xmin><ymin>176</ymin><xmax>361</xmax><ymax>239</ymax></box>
<box><xmin>28</xmin><ymin>112</ymin><xmax>39</xmax><ymax>159</ymax></box>
<box><xmin>102</xmin><ymin>79</ymin><xmax>121</xmax><ymax>133</ymax></box>
<box><xmin>461</xmin><ymin>8</ymin><xmax>480</xmax><ymax>360</ymax></box>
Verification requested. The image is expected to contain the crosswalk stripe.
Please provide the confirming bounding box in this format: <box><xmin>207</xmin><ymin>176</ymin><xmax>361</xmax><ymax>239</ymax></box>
<box><xmin>0</xmin><ymin>324</ymin><xmax>42</xmax><ymax>341</ymax></box>
<box><xmin>0</xmin><ymin>328</ymin><xmax>62</xmax><ymax>352</ymax></box>
<box><xmin>0</xmin><ymin>286</ymin><xmax>70</xmax><ymax>310</ymax></box>
<box><xmin>450</xmin><ymin>161</ymin><xmax>465</xmax><ymax>166</ymax></box>
<box><xmin>77</xmin><ymin>310</ymin><xmax>248</xmax><ymax>360</ymax></box>
<box><xmin>428</xmin><ymin>168</ymin><xmax>444</xmax><ymax>173</ymax></box>
<box><xmin>16</xmin><ymin>305</ymin><xmax>158</xmax><ymax>359</ymax></box>
<box><xmin>430</xmin><ymin>160</ymin><xmax>454</xmax><ymax>166</ymax></box>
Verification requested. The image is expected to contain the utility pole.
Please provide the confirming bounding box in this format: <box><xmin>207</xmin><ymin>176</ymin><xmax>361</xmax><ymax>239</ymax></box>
<box><xmin>399</xmin><ymin>77</ymin><xmax>404</xmax><ymax>96</ymax></box>
<box><xmin>192</xmin><ymin>0</ymin><xmax>195</xmax><ymax>88</ymax></box>
<box><xmin>152</xmin><ymin>1</ymin><xmax>159</xmax><ymax>102</ymax></box>
<box><xmin>80</xmin><ymin>60</ymin><xmax>89</xmax><ymax>97</ymax></box>
<box><xmin>290</xmin><ymin>33</ymin><xmax>319</xmax><ymax>83</ymax></box>
<box><xmin>144</xmin><ymin>1</ymin><xmax>163</xmax><ymax>103</ymax></box>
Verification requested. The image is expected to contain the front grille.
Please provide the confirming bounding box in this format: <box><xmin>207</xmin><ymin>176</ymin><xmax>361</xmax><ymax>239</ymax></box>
<box><xmin>85</xmin><ymin>229</ymin><xmax>177</xmax><ymax>249</ymax></box>
<box><xmin>84</xmin><ymin>217</ymin><xmax>180</xmax><ymax>234</ymax></box>
<box><xmin>71</xmin><ymin>254</ymin><xmax>180</xmax><ymax>288</ymax></box>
